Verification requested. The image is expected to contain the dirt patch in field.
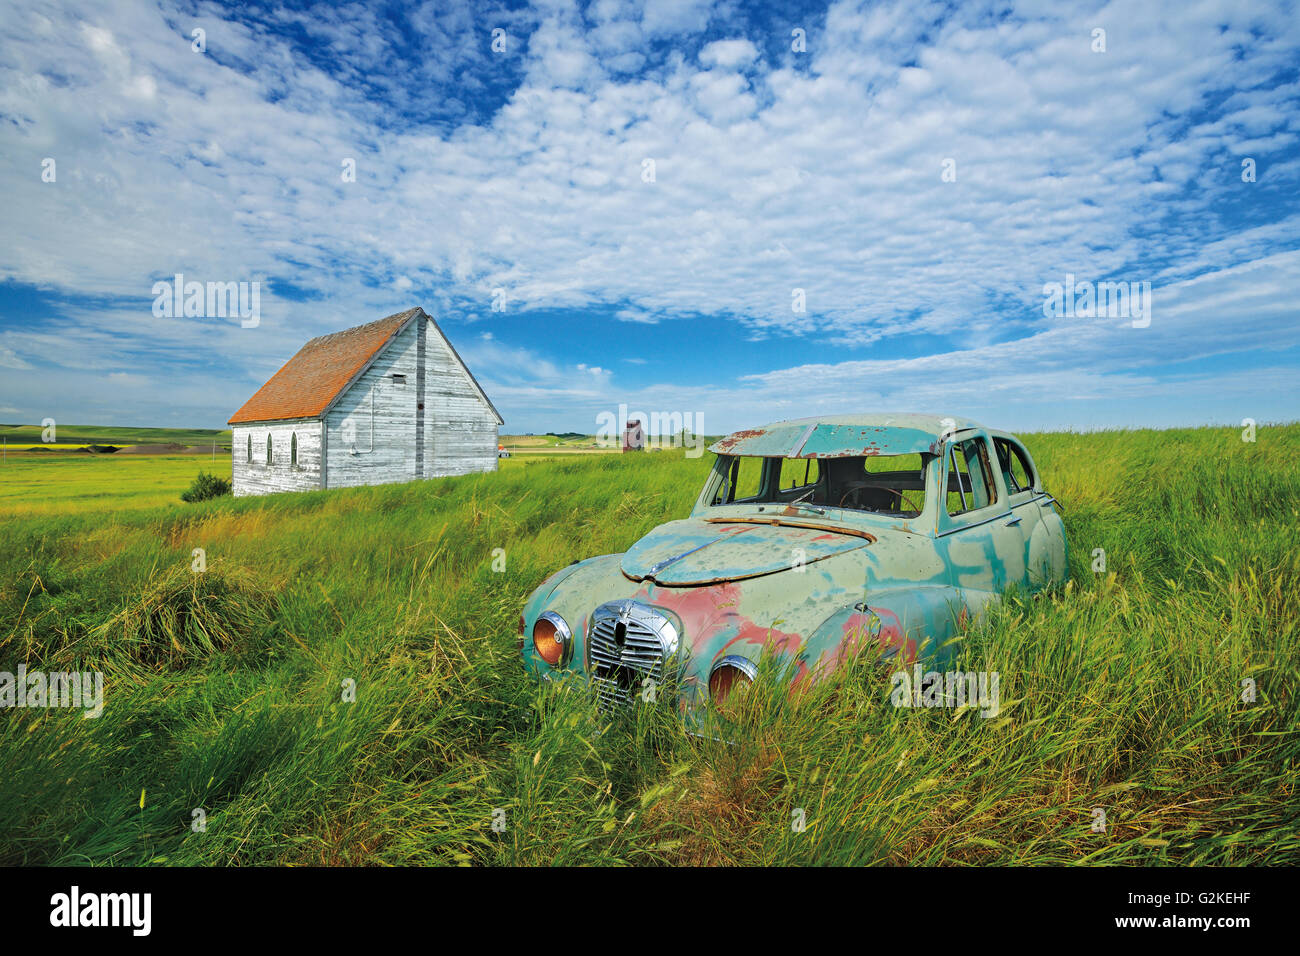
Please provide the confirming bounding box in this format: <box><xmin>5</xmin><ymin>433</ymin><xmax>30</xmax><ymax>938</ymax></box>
<box><xmin>114</xmin><ymin>443</ymin><xmax>188</xmax><ymax>454</ymax></box>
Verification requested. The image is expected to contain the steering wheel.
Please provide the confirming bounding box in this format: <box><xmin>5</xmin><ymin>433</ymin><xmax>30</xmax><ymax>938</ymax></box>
<box><xmin>836</xmin><ymin>481</ymin><xmax>878</xmax><ymax>509</ymax></box>
<box><xmin>838</xmin><ymin>482</ymin><xmax>924</xmax><ymax>513</ymax></box>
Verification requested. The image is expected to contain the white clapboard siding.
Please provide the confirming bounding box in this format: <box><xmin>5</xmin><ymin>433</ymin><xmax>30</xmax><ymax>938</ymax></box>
<box><xmin>325</xmin><ymin>314</ymin><xmax>501</xmax><ymax>488</ymax></box>
<box><xmin>231</xmin><ymin>421</ymin><xmax>323</xmax><ymax>496</ymax></box>
<box><xmin>324</xmin><ymin>319</ymin><xmax>422</xmax><ymax>489</ymax></box>
<box><xmin>423</xmin><ymin>322</ymin><xmax>499</xmax><ymax>476</ymax></box>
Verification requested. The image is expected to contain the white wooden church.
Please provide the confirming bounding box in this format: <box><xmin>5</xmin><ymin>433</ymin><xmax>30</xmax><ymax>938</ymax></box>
<box><xmin>227</xmin><ymin>307</ymin><xmax>503</xmax><ymax>496</ymax></box>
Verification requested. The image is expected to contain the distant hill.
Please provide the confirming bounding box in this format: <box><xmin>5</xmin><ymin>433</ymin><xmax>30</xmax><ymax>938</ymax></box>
<box><xmin>0</xmin><ymin>424</ymin><xmax>232</xmax><ymax>448</ymax></box>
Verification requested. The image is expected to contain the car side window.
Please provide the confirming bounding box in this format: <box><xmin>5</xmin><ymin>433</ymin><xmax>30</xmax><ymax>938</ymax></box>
<box><xmin>994</xmin><ymin>438</ymin><xmax>1035</xmax><ymax>494</ymax></box>
<box><xmin>947</xmin><ymin>438</ymin><xmax>998</xmax><ymax>515</ymax></box>
<box><xmin>712</xmin><ymin>456</ymin><xmax>765</xmax><ymax>504</ymax></box>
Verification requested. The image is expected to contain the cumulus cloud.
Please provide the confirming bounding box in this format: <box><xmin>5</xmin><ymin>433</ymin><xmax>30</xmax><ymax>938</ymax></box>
<box><xmin>698</xmin><ymin>38</ymin><xmax>759</xmax><ymax>69</ymax></box>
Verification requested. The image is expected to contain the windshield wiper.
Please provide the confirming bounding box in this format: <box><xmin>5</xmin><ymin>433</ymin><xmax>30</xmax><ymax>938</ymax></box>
<box><xmin>785</xmin><ymin>488</ymin><xmax>825</xmax><ymax>514</ymax></box>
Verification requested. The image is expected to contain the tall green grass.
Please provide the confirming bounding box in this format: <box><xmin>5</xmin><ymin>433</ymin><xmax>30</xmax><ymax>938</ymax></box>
<box><xmin>1</xmin><ymin>426</ymin><xmax>1296</xmax><ymax>865</ymax></box>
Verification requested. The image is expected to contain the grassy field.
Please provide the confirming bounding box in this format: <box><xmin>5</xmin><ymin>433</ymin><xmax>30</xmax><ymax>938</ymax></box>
<box><xmin>0</xmin><ymin>455</ymin><xmax>230</xmax><ymax>516</ymax></box>
<box><xmin>1</xmin><ymin>425</ymin><xmax>1297</xmax><ymax>865</ymax></box>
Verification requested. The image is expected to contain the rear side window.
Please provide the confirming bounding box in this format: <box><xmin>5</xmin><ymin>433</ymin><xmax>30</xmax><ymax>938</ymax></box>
<box><xmin>947</xmin><ymin>438</ymin><xmax>998</xmax><ymax>515</ymax></box>
<box><xmin>994</xmin><ymin>438</ymin><xmax>1035</xmax><ymax>494</ymax></box>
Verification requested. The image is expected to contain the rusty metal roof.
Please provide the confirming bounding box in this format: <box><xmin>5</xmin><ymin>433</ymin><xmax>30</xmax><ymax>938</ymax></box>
<box><xmin>708</xmin><ymin>414</ymin><xmax>983</xmax><ymax>458</ymax></box>
<box><xmin>228</xmin><ymin>308</ymin><xmax>421</xmax><ymax>425</ymax></box>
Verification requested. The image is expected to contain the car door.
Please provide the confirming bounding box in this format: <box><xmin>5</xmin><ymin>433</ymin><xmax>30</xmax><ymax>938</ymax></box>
<box><xmin>936</xmin><ymin>431</ymin><xmax>1028</xmax><ymax>603</ymax></box>
<box><xmin>994</xmin><ymin>434</ymin><xmax>1066</xmax><ymax>587</ymax></box>
<box><xmin>991</xmin><ymin>435</ymin><xmax>1045</xmax><ymax>589</ymax></box>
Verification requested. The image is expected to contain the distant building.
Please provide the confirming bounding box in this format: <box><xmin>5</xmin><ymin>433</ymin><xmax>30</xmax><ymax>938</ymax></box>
<box><xmin>622</xmin><ymin>419</ymin><xmax>645</xmax><ymax>452</ymax></box>
<box><xmin>227</xmin><ymin>306</ymin><xmax>503</xmax><ymax>496</ymax></box>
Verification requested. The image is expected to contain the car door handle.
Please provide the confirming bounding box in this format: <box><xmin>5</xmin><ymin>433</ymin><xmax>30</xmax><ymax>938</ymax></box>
<box><xmin>1004</xmin><ymin>515</ymin><xmax>1022</xmax><ymax>527</ymax></box>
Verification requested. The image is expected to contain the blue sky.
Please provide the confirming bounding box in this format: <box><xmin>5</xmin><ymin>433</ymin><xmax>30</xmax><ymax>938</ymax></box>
<box><xmin>0</xmin><ymin>0</ymin><xmax>1297</xmax><ymax>435</ymax></box>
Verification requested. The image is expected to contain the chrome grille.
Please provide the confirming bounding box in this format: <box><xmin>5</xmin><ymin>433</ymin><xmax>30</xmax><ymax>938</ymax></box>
<box><xmin>587</xmin><ymin>600</ymin><xmax>680</xmax><ymax>709</ymax></box>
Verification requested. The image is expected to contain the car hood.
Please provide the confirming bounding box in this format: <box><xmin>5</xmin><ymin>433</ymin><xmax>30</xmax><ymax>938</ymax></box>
<box><xmin>620</xmin><ymin>516</ymin><xmax>872</xmax><ymax>586</ymax></box>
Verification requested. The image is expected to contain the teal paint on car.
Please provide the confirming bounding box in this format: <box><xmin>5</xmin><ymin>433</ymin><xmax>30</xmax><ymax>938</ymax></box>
<box><xmin>522</xmin><ymin>414</ymin><xmax>1068</xmax><ymax>712</ymax></box>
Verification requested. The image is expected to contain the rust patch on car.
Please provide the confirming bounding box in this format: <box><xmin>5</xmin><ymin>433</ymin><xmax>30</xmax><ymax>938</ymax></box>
<box><xmin>710</xmin><ymin>428</ymin><xmax>769</xmax><ymax>453</ymax></box>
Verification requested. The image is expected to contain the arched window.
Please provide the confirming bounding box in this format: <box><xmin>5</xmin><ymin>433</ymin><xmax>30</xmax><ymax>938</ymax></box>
<box><xmin>291</xmin><ymin>433</ymin><xmax>298</xmax><ymax>468</ymax></box>
<box><xmin>266</xmin><ymin>434</ymin><xmax>273</xmax><ymax>465</ymax></box>
<box><xmin>246</xmin><ymin>434</ymin><xmax>252</xmax><ymax>462</ymax></box>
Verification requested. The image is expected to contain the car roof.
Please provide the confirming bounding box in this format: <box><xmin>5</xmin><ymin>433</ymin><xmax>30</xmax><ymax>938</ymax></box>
<box><xmin>708</xmin><ymin>413</ymin><xmax>986</xmax><ymax>458</ymax></box>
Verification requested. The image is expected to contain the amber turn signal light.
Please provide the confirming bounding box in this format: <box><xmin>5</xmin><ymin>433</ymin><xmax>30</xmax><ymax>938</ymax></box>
<box><xmin>531</xmin><ymin>612</ymin><xmax>571</xmax><ymax>666</ymax></box>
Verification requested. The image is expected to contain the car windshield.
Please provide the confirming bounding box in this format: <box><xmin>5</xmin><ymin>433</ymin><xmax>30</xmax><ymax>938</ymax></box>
<box><xmin>710</xmin><ymin>453</ymin><xmax>930</xmax><ymax>518</ymax></box>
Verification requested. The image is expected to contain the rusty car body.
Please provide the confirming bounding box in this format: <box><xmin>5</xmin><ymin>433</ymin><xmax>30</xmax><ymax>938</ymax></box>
<box><xmin>520</xmin><ymin>414</ymin><xmax>1067</xmax><ymax>712</ymax></box>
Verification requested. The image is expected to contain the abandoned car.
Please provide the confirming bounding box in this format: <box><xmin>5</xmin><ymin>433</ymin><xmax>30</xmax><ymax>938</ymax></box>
<box><xmin>520</xmin><ymin>414</ymin><xmax>1067</xmax><ymax>711</ymax></box>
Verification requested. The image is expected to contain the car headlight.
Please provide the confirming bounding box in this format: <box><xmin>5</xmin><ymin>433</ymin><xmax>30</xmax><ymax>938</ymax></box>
<box><xmin>708</xmin><ymin>655</ymin><xmax>757</xmax><ymax>706</ymax></box>
<box><xmin>532</xmin><ymin>611</ymin><xmax>572</xmax><ymax>667</ymax></box>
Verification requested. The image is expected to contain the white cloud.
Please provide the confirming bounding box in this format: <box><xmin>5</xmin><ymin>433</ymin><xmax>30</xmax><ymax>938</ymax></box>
<box><xmin>641</xmin><ymin>0</ymin><xmax>714</xmax><ymax>38</ymax></box>
<box><xmin>0</xmin><ymin>347</ymin><xmax>33</xmax><ymax>370</ymax></box>
<box><xmin>698</xmin><ymin>38</ymin><xmax>759</xmax><ymax>70</ymax></box>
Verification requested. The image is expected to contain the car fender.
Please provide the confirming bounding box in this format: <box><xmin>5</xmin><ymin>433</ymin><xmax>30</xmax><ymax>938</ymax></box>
<box><xmin>800</xmin><ymin>585</ymin><xmax>974</xmax><ymax>681</ymax></box>
<box><xmin>521</xmin><ymin>553</ymin><xmax>626</xmax><ymax>672</ymax></box>
<box><xmin>1033</xmin><ymin>499</ymin><xmax>1068</xmax><ymax>585</ymax></box>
